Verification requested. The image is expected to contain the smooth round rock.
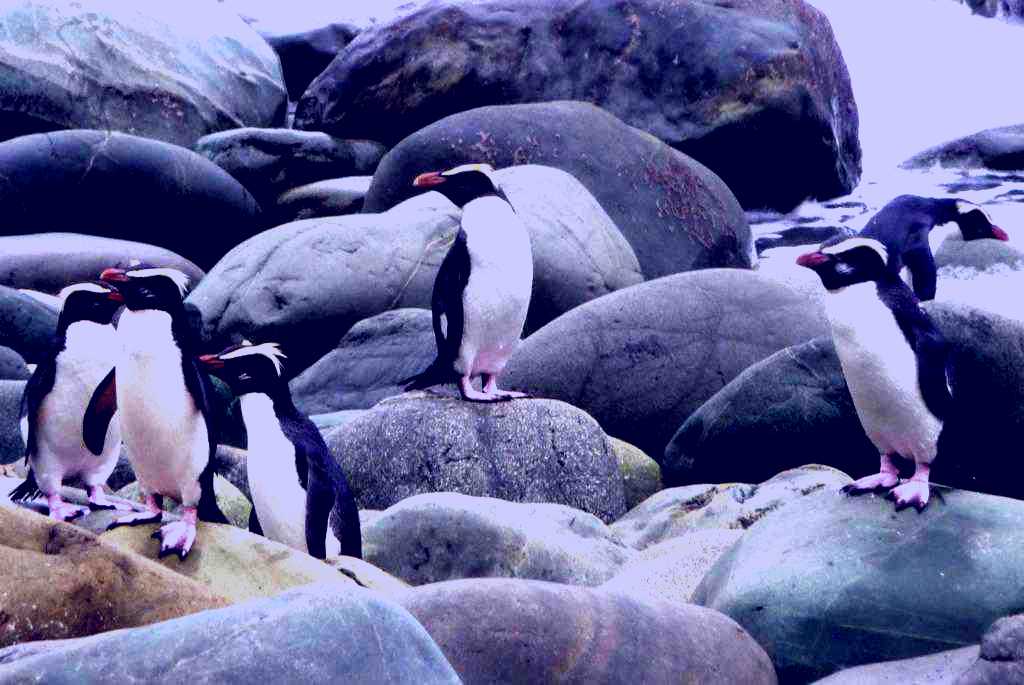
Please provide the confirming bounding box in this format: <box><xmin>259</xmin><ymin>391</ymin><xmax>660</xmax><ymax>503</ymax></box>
<box><xmin>812</xmin><ymin>646</ymin><xmax>978</xmax><ymax>685</ymax></box>
<box><xmin>901</xmin><ymin>123</ymin><xmax>1024</xmax><ymax>171</ymax></box>
<box><xmin>0</xmin><ymin>286</ymin><xmax>58</xmax><ymax>363</ymax></box>
<box><xmin>274</xmin><ymin>176</ymin><xmax>372</xmax><ymax>223</ymax></box>
<box><xmin>0</xmin><ymin>380</ymin><xmax>26</xmax><ymax>464</ymax></box>
<box><xmin>0</xmin><ymin>346</ymin><xmax>29</xmax><ymax>381</ymax></box>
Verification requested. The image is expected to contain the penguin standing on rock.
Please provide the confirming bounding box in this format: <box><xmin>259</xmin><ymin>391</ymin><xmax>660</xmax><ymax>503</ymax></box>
<box><xmin>8</xmin><ymin>282</ymin><xmax>127</xmax><ymax>521</ymax></box>
<box><xmin>797</xmin><ymin>237</ymin><xmax>954</xmax><ymax>511</ymax></box>
<box><xmin>403</xmin><ymin>163</ymin><xmax>534</xmax><ymax>402</ymax></box>
<box><xmin>821</xmin><ymin>195</ymin><xmax>1009</xmax><ymax>301</ymax></box>
<box><xmin>87</xmin><ymin>264</ymin><xmax>227</xmax><ymax>559</ymax></box>
<box><xmin>199</xmin><ymin>341</ymin><xmax>362</xmax><ymax>559</ymax></box>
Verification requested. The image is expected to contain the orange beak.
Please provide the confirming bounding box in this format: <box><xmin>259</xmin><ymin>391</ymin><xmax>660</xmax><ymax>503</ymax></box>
<box><xmin>413</xmin><ymin>171</ymin><xmax>445</xmax><ymax>188</ymax></box>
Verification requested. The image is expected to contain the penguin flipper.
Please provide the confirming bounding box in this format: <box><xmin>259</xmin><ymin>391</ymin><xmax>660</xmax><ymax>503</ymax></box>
<box><xmin>22</xmin><ymin>358</ymin><xmax>56</xmax><ymax>461</ymax></box>
<box><xmin>83</xmin><ymin>368</ymin><xmax>117</xmax><ymax>456</ymax></box>
<box><xmin>914</xmin><ymin>328</ymin><xmax>954</xmax><ymax>422</ymax></box>
<box><xmin>304</xmin><ymin>468</ymin><xmax>334</xmax><ymax>559</ymax></box>
<box><xmin>196</xmin><ymin>461</ymin><xmax>229</xmax><ymax>524</ymax></box>
<box><xmin>903</xmin><ymin>248</ymin><xmax>937</xmax><ymax>302</ymax></box>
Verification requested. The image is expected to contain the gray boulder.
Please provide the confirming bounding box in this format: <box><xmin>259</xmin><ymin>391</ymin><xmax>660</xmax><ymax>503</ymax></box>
<box><xmin>399</xmin><ymin>578</ymin><xmax>778</xmax><ymax>684</ymax></box>
<box><xmin>0</xmin><ymin>234</ymin><xmax>203</xmax><ymax>294</ymax></box>
<box><xmin>934</xmin><ymin>234</ymin><xmax>1024</xmax><ymax>271</ymax></box>
<box><xmin>325</xmin><ymin>391</ymin><xmax>627</xmax><ymax>523</ymax></box>
<box><xmin>290</xmin><ymin>308</ymin><xmax>435</xmax><ymax>414</ymax></box>
<box><xmin>0</xmin><ymin>285</ymin><xmax>58</xmax><ymax>363</ymax></box>
<box><xmin>0</xmin><ymin>583</ymin><xmax>460</xmax><ymax>684</ymax></box>
<box><xmin>363</xmin><ymin>492</ymin><xmax>635</xmax><ymax>586</ymax></box>
<box><xmin>901</xmin><ymin>123</ymin><xmax>1024</xmax><ymax>170</ymax></box>
<box><xmin>0</xmin><ymin>1</ymin><xmax>286</xmax><ymax>147</ymax></box>
<box><xmin>274</xmin><ymin>176</ymin><xmax>372</xmax><ymax>223</ymax></box>
<box><xmin>693</xmin><ymin>488</ymin><xmax>1024</xmax><ymax>682</ymax></box>
<box><xmin>0</xmin><ymin>347</ymin><xmax>29</xmax><ymax>381</ymax></box>
<box><xmin>0</xmin><ymin>381</ymin><xmax>26</xmax><ymax>464</ymax></box>
<box><xmin>503</xmin><ymin>268</ymin><xmax>829</xmax><ymax>459</ymax></box>
<box><xmin>957</xmin><ymin>613</ymin><xmax>1024</xmax><ymax>684</ymax></box>
<box><xmin>265</xmin><ymin>24</ymin><xmax>360</xmax><ymax>100</ymax></box>
<box><xmin>195</xmin><ymin>128</ymin><xmax>385</xmax><ymax>206</ymax></box>
<box><xmin>364</xmin><ymin>101</ymin><xmax>751</xmax><ymax>279</ymax></box>
<box><xmin>299</xmin><ymin>0</ymin><xmax>860</xmax><ymax>210</ymax></box>
<box><xmin>811</xmin><ymin>646</ymin><xmax>978</xmax><ymax>684</ymax></box>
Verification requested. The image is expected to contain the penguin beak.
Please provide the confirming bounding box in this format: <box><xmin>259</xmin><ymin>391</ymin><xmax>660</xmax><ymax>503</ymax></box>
<box><xmin>992</xmin><ymin>225</ymin><xmax>1009</xmax><ymax>241</ymax></box>
<box><xmin>106</xmin><ymin>289</ymin><xmax>125</xmax><ymax>303</ymax></box>
<box><xmin>198</xmin><ymin>353</ymin><xmax>224</xmax><ymax>370</ymax></box>
<box><xmin>100</xmin><ymin>268</ymin><xmax>130</xmax><ymax>283</ymax></box>
<box><xmin>796</xmin><ymin>252</ymin><xmax>831</xmax><ymax>268</ymax></box>
<box><xmin>413</xmin><ymin>171</ymin><xmax>445</xmax><ymax>188</ymax></box>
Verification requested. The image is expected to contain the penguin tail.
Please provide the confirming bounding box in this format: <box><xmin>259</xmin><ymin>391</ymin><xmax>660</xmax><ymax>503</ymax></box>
<box><xmin>401</xmin><ymin>357</ymin><xmax>456</xmax><ymax>392</ymax></box>
<box><xmin>9</xmin><ymin>469</ymin><xmax>41</xmax><ymax>502</ymax></box>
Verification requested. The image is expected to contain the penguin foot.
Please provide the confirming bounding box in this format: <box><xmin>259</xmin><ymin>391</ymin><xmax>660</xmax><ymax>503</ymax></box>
<box><xmin>152</xmin><ymin>519</ymin><xmax>197</xmax><ymax>560</ymax></box>
<box><xmin>887</xmin><ymin>480</ymin><xmax>931</xmax><ymax>512</ymax></box>
<box><xmin>107</xmin><ymin>510</ymin><xmax>163</xmax><ymax>529</ymax></box>
<box><xmin>87</xmin><ymin>487</ymin><xmax>133</xmax><ymax>511</ymax></box>
<box><xmin>47</xmin><ymin>501</ymin><xmax>90</xmax><ymax>522</ymax></box>
<box><xmin>841</xmin><ymin>471</ymin><xmax>901</xmax><ymax>494</ymax></box>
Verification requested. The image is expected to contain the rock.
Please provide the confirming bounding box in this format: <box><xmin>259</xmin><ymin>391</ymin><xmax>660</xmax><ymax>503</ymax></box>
<box><xmin>364</xmin><ymin>101</ymin><xmax>751</xmax><ymax>279</ymax></box>
<box><xmin>101</xmin><ymin>521</ymin><xmax>351</xmax><ymax>603</ymax></box>
<box><xmin>0</xmin><ymin>0</ymin><xmax>286</xmax><ymax>146</ymax></box>
<box><xmin>0</xmin><ymin>130</ymin><xmax>264</xmax><ymax>270</ymax></box>
<box><xmin>221</xmin><ymin>0</ymin><xmax>426</xmax><ymax>37</ymax></box>
<box><xmin>812</xmin><ymin>646</ymin><xmax>978</xmax><ymax>684</ymax></box>
<box><xmin>756</xmin><ymin>225</ymin><xmax>854</xmax><ymax>253</ymax></box>
<box><xmin>362</xmin><ymin>492</ymin><xmax>634</xmax><ymax>586</ymax></box>
<box><xmin>0</xmin><ymin>380</ymin><xmax>26</xmax><ymax>464</ymax></box>
<box><xmin>669</xmin><ymin>303</ymin><xmax>1024</xmax><ymax>499</ymax></box>
<box><xmin>325</xmin><ymin>555</ymin><xmax>410</xmax><ymax>601</ymax></box>
<box><xmin>116</xmin><ymin>475</ymin><xmax>251</xmax><ymax>529</ymax></box>
<box><xmin>609</xmin><ymin>437</ymin><xmax>662</xmax><ymax>511</ymax></box>
<box><xmin>0</xmin><ymin>346</ymin><xmax>29</xmax><ymax>380</ymax></box>
<box><xmin>325</xmin><ymin>391</ymin><xmax>627</xmax><ymax>523</ymax></box>
<box><xmin>299</xmin><ymin>0</ymin><xmax>860</xmax><ymax>211</ymax></box>
<box><xmin>934</xmin><ymin>234</ymin><xmax>1024</xmax><ymax>271</ymax></box>
<box><xmin>0</xmin><ymin>505</ymin><xmax>227</xmax><ymax>647</ymax></box>
<box><xmin>195</xmin><ymin>128</ymin><xmax>385</xmax><ymax>206</ymax></box>
<box><xmin>693</xmin><ymin>488</ymin><xmax>1024</xmax><ymax>683</ymax></box>
<box><xmin>290</xmin><ymin>308</ymin><xmax>436</xmax><ymax>414</ymax></box>
<box><xmin>106</xmin><ymin>450</ymin><xmax>136</xmax><ymax>492</ymax></box>
<box><xmin>266</xmin><ymin>24</ymin><xmax>360</xmax><ymax>100</ymax></box>
<box><xmin>503</xmin><ymin>269</ymin><xmax>829</xmax><ymax>459</ymax></box>
<box><xmin>957</xmin><ymin>613</ymin><xmax>1024</xmax><ymax>684</ymax></box>
<box><xmin>0</xmin><ymin>286</ymin><xmax>58</xmax><ymax>363</ymax></box>
<box><xmin>902</xmin><ymin>123</ymin><xmax>1024</xmax><ymax>170</ymax></box>
<box><xmin>274</xmin><ymin>176</ymin><xmax>372</xmax><ymax>223</ymax></box>
<box><xmin>212</xmin><ymin>444</ymin><xmax>251</xmax><ymax>501</ymax></box>
<box><xmin>956</xmin><ymin>0</ymin><xmax>1024</xmax><ymax>18</ymax></box>
<box><xmin>599</xmin><ymin>530</ymin><xmax>744</xmax><ymax>606</ymax></box>
<box><xmin>187</xmin><ymin>193</ymin><xmax>460</xmax><ymax>373</ymax></box>
<box><xmin>0</xmin><ymin>234</ymin><xmax>203</xmax><ymax>294</ymax></box>
<box><xmin>400</xmin><ymin>578</ymin><xmax>778</xmax><ymax>684</ymax></box>
<box><xmin>0</xmin><ymin>583</ymin><xmax>461</xmax><ymax>683</ymax></box>
<box><xmin>312</xmin><ymin>410</ymin><xmax>367</xmax><ymax>432</ymax></box>
<box><xmin>613</xmin><ymin>466</ymin><xmax>852</xmax><ymax>549</ymax></box>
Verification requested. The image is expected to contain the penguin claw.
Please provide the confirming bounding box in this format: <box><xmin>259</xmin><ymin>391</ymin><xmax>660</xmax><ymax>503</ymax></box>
<box><xmin>887</xmin><ymin>480</ymin><xmax>931</xmax><ymax>512</ymax></box>
<box><xmin>153</xmin><ymin>520</ymin><xmax>197</xmax><ymax>560</ymax></box>
<box><xmin>48</xmin><ymin>503</ymin><xmax>90</xmax><ymax>522</ymax></box>
<box><xmin>842</xmin><ymin>471</ymin><xmax>901</xmax><ymax>495</ymax></box>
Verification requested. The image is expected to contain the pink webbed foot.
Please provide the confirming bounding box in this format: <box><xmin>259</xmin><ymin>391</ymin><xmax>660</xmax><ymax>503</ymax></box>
<box><xmin>152</xmin><ymin>508</ymin><xmax>197</xmax><ymax>560</ymax></box>
<box><xmin>887</xmin><ymin>480</ymin><xmax>931</xmax><ymax>512</ymax></box>
<box><xmin>87</xmin><ymin>485</ymin><xmax>133</xmax><ymax>511</ymax></box>
<box><xmin>841</xmin><ymin>471</ymin><xmax>901</xmax><ymax>495</ymax></box>
<box><xmin>458</xmin><ymin>376</ymin><xmax>508</xmax><ymax>403</ymax></box>
<box><xmin>46</xmin><ymin>494</ymin><xmax>89</xmax><ymax>522</ymax></box>
<box><xmin>106</xmin><ymin>493</ymin><xmax>163</xmax><ymax>529</ymax></box>
<box><xmin>479</xmin><ymin>375</ymin><xmax>531</xmax><ymax>401</ymax></box>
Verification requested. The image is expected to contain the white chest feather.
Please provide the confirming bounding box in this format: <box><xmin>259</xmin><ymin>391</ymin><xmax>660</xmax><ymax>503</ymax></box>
<box><xmin>824</xmin><ymin>284</ymin><xmax>941</xmax><ymax>460</ymax></box>
<box><xmin>928</xmin><ymin>221</ymin><xmax>961</xmax><ymax>257</ymax></box>
<box><xmin>32</xmin><ymin>322</ymin><xmax>121</xmax><ymax>485</ymax></box>
<box><xmin>115</xmin><ymin>310</ymin><xmax>207</xmax><ymax>500</ymax></box>
<box><xmin>240</xmin><ymin>394</ymin><xmax>309</xmax><ymax>553</ymax></box>
<box><xmin>459</xmin><ymin>197</ymin><xmax>533</xmax><ymax>361</ymax></box>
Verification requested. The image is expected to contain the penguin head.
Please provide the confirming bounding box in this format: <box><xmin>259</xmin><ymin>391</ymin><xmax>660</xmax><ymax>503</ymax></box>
<box><xmin>796</xmin><ymin>237</ymin><xmax>889</xmax><ymax>291</ymax></box>
<box><xmin>99</xmin><ymin>262</ymin><xmax>190</xmax><ymax>312</ymax></box>
<box><xmin>412</xmin><ymin>163</ymin><xmax>502</xmax><ymax>208</ymax></box>
<box><xmin>57</xmin><ymin>282</ymin><xmax>124</xmax><ymax>326</ymax></box>
<box><xmin>199</xmin><ymin>341</ymin><xmax>287</xmax><ymax>396</ymax></box>
<box><xmin>954</xmin><ymin>200</ymin><xmax>1009</xmax><ymax>241</ymax></box>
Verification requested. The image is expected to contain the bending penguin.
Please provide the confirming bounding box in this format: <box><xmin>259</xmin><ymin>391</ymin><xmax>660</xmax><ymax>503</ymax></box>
<box><xmin>821</xmin><ymin>195</ymin><xmax>1008</xmax><ymax>301</ymax></box>
<box><xmin>199</xmin><ymin>341</ymin><xmax>362</xmax><ymax>559</ymax></box>
<box><xmin>9</xmin><ymin>282</ymin><xmax>127</xmax><ymax>520</ymax></box>
<box><xmin>403</xmin><ymin>163</ymin><xmax>534</xmax><ymax>402</ymax></box>
<box><xmin>797</xmin><ymin>237</ymin><xmax>954</xmax><ymax>511</ymax></box>
<box><xmin>87</xmin><ymin>264</ymin><xmax>227</xmax><ymax>558</ymax></box>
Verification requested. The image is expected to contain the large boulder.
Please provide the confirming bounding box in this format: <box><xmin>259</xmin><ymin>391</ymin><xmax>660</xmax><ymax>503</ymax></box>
<box><xmin>290</xmin><ymin>308</ymin><xmax>436</xmax><ymax>414</ymax></box>
<box><xmin>0</xmin><ymin>347</ymin><xmax>29</xmax><ymax>381</ymax></box>
<box><xmin>503</xmin><ymin>269</ymin><xmax>829</xmax><ymax>459</ymax></box>
<box><xmin>266</xmin><ymin>24</ymin><xmax>360</xmax><ymax>100</ymax></box>
<box><xmin>0</xmin><ymin>505</ymin><xmax>228</xmax><ymax>647</ymax></box>
<box><xmin>668</xmin><ymin>303</ymin><xmax>1024</xmax><ymax>499</ymax></box>
<box><xmin>0</xmin><ymin>287</ymin><xmax>57</xmax><ymax>363</ymax></box>
<box><xmin>298</xmin><ymin>0</ymin><xmax>860</xmax><ymax>210</ymax></box>
<box><xmin>693</xmin><ymin>488</ymin><xmax>1024</xmax><ymax>682</ymax></box>
<box><xmin>362</xmin><ymin>492</ymin><xmax>635</xmax><ymax>586</ymax></box>
<box><xmin>0</xmin><ymin>130</ymin><xmax>264</xmax><ymax>270</ymax></box>
<box><xmin>901</xmin><ymin>123</ymin><xmax>1024</xmax><ymax>170</ymax></box>
<box><xmin>0</xmin><ymin>583</ymin><xmax>461</xmax><ymax>683</ymax></box>
<box><xmin>934</xmin><ymin>233</ymin><xmax>1024</xmax><ymax>271</ymax></box>
<box><xmin>364</xmin><ymin>101</ymin><xmax>751</xmax><ymax>279</ymax></box>
<box><xmin>399</xmin><ymin>578</ymin><xmax>778</xmax><ymax>684</ymax></box>
<box><xmin>957</xmin><ymin>613</ymin><xmax>1024</xmax><ymax>684</ymax></box>
<box><xmin>273</xmin><ymin>176</ymin><xmax>372</xmax><ymax>223</ymax></box>
<box><xmin>194</xmin><ymin>128</ymin><xmax>385</xmax><ymax>206</ymax></box>
<box><xmin>812</xmin><ymin>646</ymin><xmax>978</xmax><ymax>685</ymax></box>
<box><xmin>325</xmin><ymin>391</ymin><xmax>627</xmax><ymax>523</ymax></box>
<box><xmin>0</xmin><ymin>0</ymin><xmax>286</xmax><ymax>146</ymax></box>
<box><xmin>0</xmin><ymin>234</ymin><xmax>202</xmax><ymax>294</ymax></box>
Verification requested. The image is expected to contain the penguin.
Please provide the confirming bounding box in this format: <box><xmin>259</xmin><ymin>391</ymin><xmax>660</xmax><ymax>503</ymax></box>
<box><xmin>820</xmin><ymin>195</ymin><xmax>1009</xmax><ymax>301</ymax></box>
<box><xmin>199</xmin><ymin>341</ymin><xmax>362</xmax><ymax>559</ymax></box>
<box><xmin>796</xmin><ymin>237</ymin><xmax>954</xmax><ymax>511</ymax></box>
<box><xmin>8</xmin><ymin>282</ymin><xmax>127</xmax><ymax>521</ymax></box>
<box><xmin>403</xmin><ymin>163</ymin><xmax>534</xmax><ymax>402</ymax></box>
<box><xmin>86</xmin><ymin>264</ymin><xmax>227</xmax><ymax>559</ymax></box>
